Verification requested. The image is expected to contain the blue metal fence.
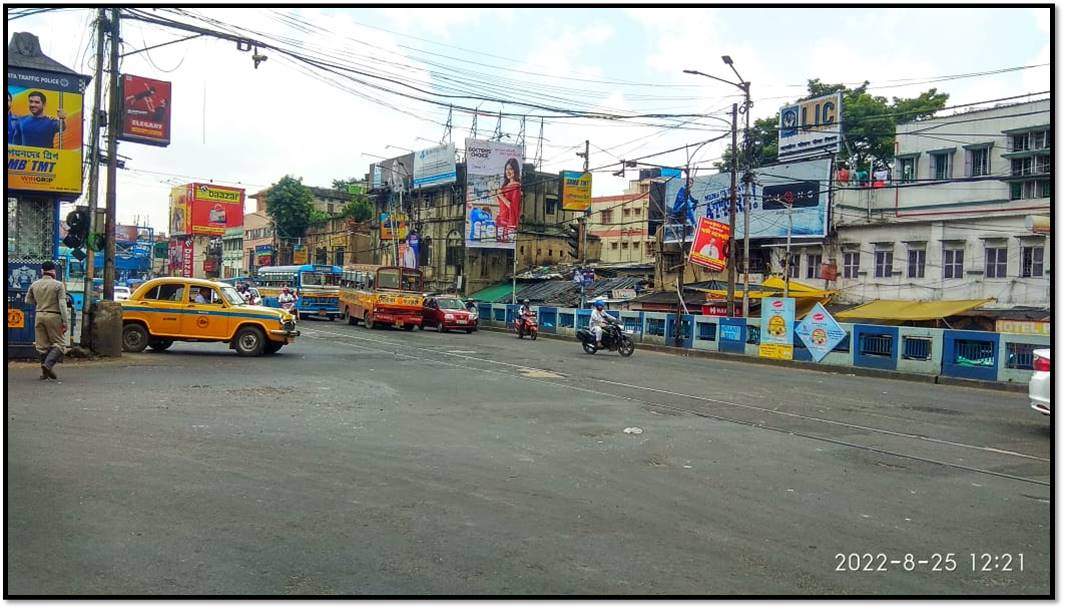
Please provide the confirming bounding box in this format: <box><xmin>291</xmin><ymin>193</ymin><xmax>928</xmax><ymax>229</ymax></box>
<box><xmin>901</xmin><ymin>336</ymin><xmax>932</xmax><ymax>360</ymax></box>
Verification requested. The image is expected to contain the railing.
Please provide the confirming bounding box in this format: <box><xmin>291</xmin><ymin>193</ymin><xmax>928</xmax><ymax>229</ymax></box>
<box><xmin>901</xmin><ymin>336</ymin><xmax>932</xmax><ymax>360</ymax></box>
<box><xmin>860</xmin><ymin>334</ymin><xmax>894</xmax><ymax>357</ymax></box>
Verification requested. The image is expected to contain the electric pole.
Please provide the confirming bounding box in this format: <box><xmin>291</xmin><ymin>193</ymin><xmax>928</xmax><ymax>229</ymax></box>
<box><xmin>103</xmin><ymin>7</ymin><xmax>120</xmax><ymax>301</ymax></box>
<box><xmin>577</xmin><ymin>139</ymin><xmax>590</xmax><ymax>308</ymax></box>
<box><xmin>740</xmin><ymin>85</ymin><xmax>753</xmax><ymax>320</ymax></box>
<box><xmin>726</xmin><ymin>102</ymin><xmax>738</xmax><ymax>318</ymax></box>
<box><xmin>80</xmin><ymin>8</ymin><xmax>106</xmax><ymax>344</ymax></box>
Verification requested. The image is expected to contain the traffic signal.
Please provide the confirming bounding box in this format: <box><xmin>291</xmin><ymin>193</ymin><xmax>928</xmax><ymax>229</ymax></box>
<box><xmin>565</xmin><ymin>223</ymin><xmax>580</xmax><ymax>260</ymax></box>
<box><xmin>63</xmin><ymin>208</ymin><xmax>90</xmax><ymax>260</ymax></box>
<box><xmin>88</xmin><ymin>232</ymin><xmax>107</xmax><ymax>252</ymax></box>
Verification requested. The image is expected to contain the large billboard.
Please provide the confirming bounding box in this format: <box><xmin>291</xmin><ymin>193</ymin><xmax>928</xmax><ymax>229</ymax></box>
<box><xmin>188</xmin><ymin>183</ymin><xmax>245</xmax><ymax>236</ymax></box>
<box><xmin>7</xmin><ymin>67</ymin><xmax>86</xmax><ymax>194</ymax></box>
<box><xmin>413</xmin><ymin>143</ymin><xmax>457</xmax><ymax>189</ymax></box>
<box><xmin>370</xmin><ymin>153</ymin><xmax>414</xmax><ymax>191</ymax></box>
<box><xmin>662</xmin><ymin>158</ymin><xmax>831</xmax><ymax>243</ymax></box>
<box><xmin>464</xmin><ymin>138</ymin><xmax>523</xmax><ymax>249</ymax></box>
<box><xmin>561</xmin><ymin>171</ymin><xmax>592</xmax><ymax>212</ymax></box>
<box><xmin>379</xmin><ymin>211</ymin><xmax>409</xmax><ymax>241</ymax></box>
<box><xmin>169</xmin><ymin>185</ymin><xmax>190</xmax><ymax>236</ymax></box>
<box><xmin>119</xmin><ymin>74</ymin><xmax>171</xmax><ymax>147</ymax></box>
<box><xmin>777</xmin><ymin>92</ymin><xmax>842</xmax><ymax>162</ymax></box>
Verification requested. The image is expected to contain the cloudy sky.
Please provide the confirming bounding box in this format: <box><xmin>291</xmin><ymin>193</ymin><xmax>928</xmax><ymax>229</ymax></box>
<box><xmin>8</xmin><ymin>6</ymin><xmax>1050</xmax><ymax>235</ymax></box>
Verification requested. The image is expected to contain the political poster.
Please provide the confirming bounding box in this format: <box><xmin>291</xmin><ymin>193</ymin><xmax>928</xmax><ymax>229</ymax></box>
<box><xmin>413</xmin><ymin>143</ymin><xmax>457</xmax><ymax>189</ymax></box>
<box><xmin>759</xmin><ymin>296</ymin><xmax>795</xmax><ymax>360</ymax></box>
<box><xmin>465</xmin><ymin>139</ymin><xmax>523</xmax><ymax>250</ymax></box>
<box><xmin>688</xmin><ymin>217</ymin><xmax>730</xmax><ymax>272</ymax></box>
<box><xmin>795</xmin><ymin>302</ymin><xmax>847</xmax><ymax>362</ymax></box>
<box><xmin>119</xmin><ymin>74</ymin><xmax>171</xmax><ymax>147</ymax></box>
<box><xmin>561</xmin><ymin>171</ymin><xmax>593</xmax><ymax>211</ymax></box>
<box><xmin>7</xmin><ymin>67</ymin><xmax>88</xmax><ymax>194</ymax></box>
<box><xmin>188</xmin><ymin>183</ymin><xmax>245</xmax><ymax>236</ymax></box>
<box><xmin>662</xmin><ymin>158</ymin><xmax>831</xmax><ymax>243</ymax></box>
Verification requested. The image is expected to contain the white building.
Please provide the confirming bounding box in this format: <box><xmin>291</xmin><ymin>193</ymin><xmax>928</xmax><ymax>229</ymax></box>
<box><xmin>792</xmin><ymin>99</ymin><xmax>1050</xmax><ymax>311</ymax></box>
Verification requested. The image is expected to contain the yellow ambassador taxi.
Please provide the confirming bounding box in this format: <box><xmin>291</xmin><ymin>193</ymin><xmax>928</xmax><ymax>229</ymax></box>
<box><xmin>120</xmin><ymin>277</ymin><xmax>300</xmax><ymax>356</ymax></box>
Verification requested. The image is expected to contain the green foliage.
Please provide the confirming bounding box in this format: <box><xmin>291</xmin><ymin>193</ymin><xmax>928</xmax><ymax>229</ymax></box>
<box><xmin>265</xmin><ymin>175</ymin><xmax>313</xmax><ymax>240</ymax></box>
<box><xmin>309</xmin><ymin>208</ymin><xmax>331</xmax><ymax>225</ymax></box>
<box><xmin>715</xmin><ymin>80</ymin><xmax>949</xmax><ymax>172</ymax></box>
<box><xmin>341</xmin><ymin>199</ymin><xmax>374</xmax><ymax>222</ymax></box>
<box><xmin>331</xmin><ymin>178</ymin><xmax>360</xmax><ymax>192</ymax></box>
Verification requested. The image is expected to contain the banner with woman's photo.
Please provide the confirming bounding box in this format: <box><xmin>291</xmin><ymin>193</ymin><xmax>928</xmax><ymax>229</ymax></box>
<box><xmin>464</xmin><ymin>138</ymin><xmax>523</xmax><ymax>250</ymax></box>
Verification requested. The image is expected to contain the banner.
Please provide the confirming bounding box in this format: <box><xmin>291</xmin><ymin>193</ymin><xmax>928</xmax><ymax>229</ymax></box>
<box><xmin>255</xmin><ymin>244</ymin><xmax>273</xmax><ymax>267</ymax></box>
<box><xmin>170</xmin><ymin>185</ymin><xmax>190</xmax><ymax>235</ymax></box>
<box><xmin>688</xmin><ymin>217</ymin><xmax>730</xmax><ymax>272</ymax></box>
<box><xmin>795</xmin><ymin>302</ymin><xmax>846</xmax><ymax>362</ymax></box>
<box><xmin>777</xmin><ymin>92</ymin><xmax>842</xmax><ymax>162</ymax></box>
<box><xmin>188</xmin><ymin>183</ymin><xmax>245</xmax><ymax>236</ymax></box>
<box><xmin>561</xmin><ymin>171</ymin><xmax>593</xmax><ymax>211</ymax></box>
<box><xmin>119</xmin><ymin>74</ymin><xmax>171</xmax><ymax>147</ymax></box>
<box><xmin>379</xmin><ymin>211</ymin><xmax>409</xmax><ymax>240</ymax></box>
<box><xmin>401</xmin><ymin>232</ymin><xmax>420</xmax><ymax>269</ymax></box>
<box><xmin>169</xmin><ymin>238</ymin><xmax>194</xmax><ymax>277</ymax></box>
<box><xmin>759</xmin><ymin>296</ymin><xmax>795</xmax><ymax>360</ymax></box>
<box><xmin>7</xmin><ymin>67</ymin><xmax>87</xmax><ymax>194</ymax></box>
<box><xmin>371</xmin><ymin>153</ymin><xmax>414</xmax><ymax>191</ymax></box>
<box><xmin>465</xmin><ymin>138</ymin><xmax>523</xmax><ymax>249</ymax></box>
<box><xmin>663</xmin><ymin>158</ymin><xmax>831</xmax><ymax>243</ymax></box>
<box><xmin>292</xmin><ymin>244</ymin><xmax>307</xmax><ymax>265</ymax></box>
<box><xmin>413</xmin><ymin>143</ymin><xmax>457</xmax><ymax>189</ymax></box>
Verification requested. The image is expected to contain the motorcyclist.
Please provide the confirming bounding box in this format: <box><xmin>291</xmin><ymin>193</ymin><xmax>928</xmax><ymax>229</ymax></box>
<box><xmin>517</xmin><ymin>298</ymin><xmax>533</xmax><ymax>331</ymax></box>
<box><xmin>278</xmin><ymin>286</ymin><xmax>297</xmax><ymax>310</ymax></box>
<box><xmin>589</xmin><ymin>298</ymin><xmax>617</xmax><ymax>348</ymax></box>
<box><xmin>238</xmin><ymin>282</ymin><xmax>252</xmax><ymax>303</ymax></box>
<box><xmin>465</xmin><ymin>299</ymin><xmax>477</xmax><ymax>313</ymax></box>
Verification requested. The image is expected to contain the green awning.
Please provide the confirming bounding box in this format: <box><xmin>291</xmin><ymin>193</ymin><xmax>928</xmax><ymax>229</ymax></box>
<box><xmin>467</xmin><ymin>283</ymin><xmax>515</xmax><ymax>303</ymax></box>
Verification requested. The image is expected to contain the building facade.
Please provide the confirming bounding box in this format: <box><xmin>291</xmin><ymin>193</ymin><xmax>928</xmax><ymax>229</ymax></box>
<box><xmin>242</xmin><ymin>211</ymin><xmax>274</xmax><ymax>273</ymax></box>
<box><xmin>221</xmin><ymin>227</ymin><xmax>243</xmax><ymax>278</ymax></box>
<box><xmin>589</xmin><ymin>178</ymin><xmax>655</xmax><ymax>264</ymax></box>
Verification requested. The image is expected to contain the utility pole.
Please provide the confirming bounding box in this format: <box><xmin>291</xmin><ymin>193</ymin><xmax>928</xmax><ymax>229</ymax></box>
<box><xmin>80</xmin><ymin>8</ymin><xmax>106</xmax><ymax>345</ymax></box>
<box><xmin>740</xmin><ymin>87</ymin><xmax>753</xmax><ymax>320</ymax></box>
<box><xmin>103</xmin><ymin>7</ymin><xmax>120</xmax><ymax>301</ymax></box>
<box><xmin>726</xmin><ymin>102</ymin><xmax>738</xmax><ymax>318</ymax></box>
<box><xmin>578</xmin><ymin>139</ymin><xmax>590</xmax><ymax>308</ymax></box>
<box><xmin>784</xmin><ymin>201</ymin><xmax>794</xmax><ymax>299</ymax></box>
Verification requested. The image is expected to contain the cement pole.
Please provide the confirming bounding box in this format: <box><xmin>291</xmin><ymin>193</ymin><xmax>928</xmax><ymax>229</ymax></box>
<box><xmin>726</xmin><ymin>102</ymin><xmax>738</xmax><ymax>318</ymax></box>
<box><xmin>102</xmin><ymin>7</ymin><xmax>120</xmax><ymax>301</ymax></box>
<box><xmin>80</xmin><ymin>8</ymin><xmax>106</xmax><ymax>345</ymax></box>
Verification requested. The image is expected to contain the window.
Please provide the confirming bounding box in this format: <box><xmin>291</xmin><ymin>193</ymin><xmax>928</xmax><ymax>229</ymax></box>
<box><xmin>1036</xmin><ymin>156</ymin><xmax>1050</xmax><ymax>174</ymax></box>
<box><xmin>843</xmin><ymin>252</ymin><xmax>860</xmax><ymax>279</ymax></box>
<box><xmin>1021</xmin><ymin>245</ymin><xmax>1044</xmax><ymax>277</ymax></box>
<box><xmin>328</xmin><ymin>204</ymin><xmax>335</xmax><ymax>214</ymax></box>
<box><xmin>623</xmin><ymin>208</ymin><xmax>632</xmax><ymax>217</ymax></box>
<box><xmin>984</xmin><ymin>246</ymin><xmax>1007</xmax><ymax>278</ymax></box>
<box><xmin>787</xmin><ymin>254</ymin><xmax>800</xmax><ymax>278</ymax></box>
<box><xmin>907</xmin><ymin>248</ymin><xmax>926</xmax><ymax>278</ymax></box>
<box><xmin>334</xmin><ymin>247</ymin><xmax>345</xmax><ymax>267</ymax></box>
<box><xmin>646</xmin><ymin>242</ymin><xmax>655</xmax><ymax>255</ymax></box>
<box><xmin>548</xmin><ymin>249</ymin><xmax>553</xmax><ymax>257</ymax></box>
<box><xmin>806</xmin><ymin>253</ymin><xmax>822</xmax><ymax>279</ymax></box>
<box><xmin>1031</xmin><ymin>130</ymin><xmax>1047</xmax><ymax>150</ymax></box>
<box><xmin>545</xmin><ymin>196</ymin><xmax>558</xmax><ymax>215</ymax></box>
<box><xmin>1011</xmin><ymin>132</ymin><xmax>1029</xmax><ymax>152</ymax></box>
<box><xmin>898</xmin><ymin>156</ymin><xmax>917</xmax><ymax>183</ymax></box>
<box><xmin>635</xmin><ymin>208</ymin><xmax>642</xmax><ymax>216</ymax></box>
<box><xmin>611</xmin><ymin>242</ymin><xmax>618</xmax><ymax>250</ymax></box>
<box><xmin>874</xmin><ymin>250</ymin><xmax>893</xmax><ymax>278</ymax></box>
<box><xmin>601</xmin><ymin>209</ymin><xmax>613</xmax><ymax>224</ymax></box>
<box><xmin>147</xmin><ymin>283</ymin><xmax>186</xmax><ymax>302</ymax></box>
<box><xmin>967</xmin><ymin>146</ymin><xmax>990</xmax><ymax>177</ymax></box>
<box><xmin>1011</xmin><ymin>179</ymin><xmax>1049</xmax><ymax>200</ymax></box>
<box><xmin>1041</xmin><ymin>180</ymin><xmax>1051</xmax><ymax>198</ymax></box>
<box><xmin>943</xmin><ymin>247</ymin><xmax>964</xmax><ymax>279</ymax></box>
<box><xmin>1011</xmin><ymin>157</ymin><xmax>1033</xmax><ymax>177</ymax></box>
<box><xmin>621</xmin><ymin>242</ymin><xmax>629</xmax><ymax>249</ymax></box>
<box><xmin>930</xmin><ymin>152</ymin><xmax>951</xmax><ymax>180</ymax></box>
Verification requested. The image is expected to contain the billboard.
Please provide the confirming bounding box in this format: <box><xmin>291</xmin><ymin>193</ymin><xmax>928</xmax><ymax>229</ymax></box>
<box><xmin>759</xmin><ymin>297</ymin><xmax>795</xmax><ymax>360</ymax></box>
<box><xmin>413</xmin><ymin>143</ymin><xmax>457</xmax><ymax>189</ymax></box>
<box><xmin>7</xmin><ymin>67</ymin><xmax>86</xmax><ymax>194</ymax></box>
<box><xmin>292</xmin><ymin>244</ymin><xmax>307</xmax><ymax>265</ymax></box>
<box><xmin>188</xmin><ymin>183</ymin><xmax>245</xmax><ymax>236</ymax></box>
<box><xmin>465</xmin><ymin>138</ymin><xmax>523</xmax><ymax>249</ymax></box>
<box><xmin>687</xmin><ymin>217</ymin><xmax>730</xmax><ymax>272</ymax></box>
<box><xmin>370</xmin><ymin>153</ymin><xmax>414</xmax><ymax>191</ymax></box>
<box><xmin>119</xmin><ymin>74</ymin><xmax>171</xmax><ymax>147</ymax></box>
<box><xmin>795</xmin><ymin>302</ymin><xmax>847</xmax><ymax>363</ymax></box>
<box><xmin>379</xmin><ymin>211</ymin><xmax>409</xmax><ymax>241</ymax></box>
<box><xmin>255</xmin><ymin>244</ymin><xmax>273</xmax><ymax>267</ymax></box>
<box><xmin>662</xmin><ymin>158</ymin><xmax>831</xmax><ymax>243</ymax></box>
<box><xmin>169</xmin><ymin>185</ymin><xmax>190</xmax><ymax>236</ymax></box>
<box><xmin>169</xmin><ymin>237</ymin><xmax>194</xmax><ymax>277</ymax></box>
<box><xmin>777</xmin><ymin>92</ymin><xmax>842</xmax><ymax>162</ymax></box>
<box><xmin>561</xmin><ymin>171</ymin><xmax>593</xmax><ymax>212</ymax></box>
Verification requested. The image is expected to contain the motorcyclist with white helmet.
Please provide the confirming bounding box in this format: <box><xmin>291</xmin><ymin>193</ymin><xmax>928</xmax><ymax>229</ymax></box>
<box><xmin>589</xmin><ymin>298</ymin><xmax>617</xmax><ymax>348</ymax></box>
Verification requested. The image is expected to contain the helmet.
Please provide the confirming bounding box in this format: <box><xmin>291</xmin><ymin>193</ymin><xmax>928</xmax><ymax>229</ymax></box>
<box><xmin>594</xmin><ymin>298</ymin><xmax>605</xmax><ymax>309</ymax></box>
<box><xmin>523</xmin><ymin>299</ymin><xmax>530</xmax><ymax>305</ymax></box>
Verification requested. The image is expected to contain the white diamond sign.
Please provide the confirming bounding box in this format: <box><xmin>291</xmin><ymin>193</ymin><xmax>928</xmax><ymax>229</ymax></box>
<box><xmin>795</xmin><ymin>302</ymin><xmax>847</xmax><ymax>362</ymax></box>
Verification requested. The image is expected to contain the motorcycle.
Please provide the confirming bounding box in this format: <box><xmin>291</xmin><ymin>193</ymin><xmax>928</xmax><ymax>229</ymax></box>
<box><xmin>279</xmin><ymin>299</ymin><xmax>298</xmax><ymax>318</ymax></box>
<box><xmin>514</xmin><ymin>313</ymin><xmax>538</xmax><ymax>340</ymax></box>
<box><xmin>577</xmin><ymin>320</ymin><xmax>635</xmax><ymax>357</ymax></box>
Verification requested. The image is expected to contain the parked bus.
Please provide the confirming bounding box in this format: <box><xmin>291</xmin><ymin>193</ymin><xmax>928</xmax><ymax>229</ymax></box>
<box><xmin>256</xmin><ymin>264</ymin><xmax>342</xmax><ymax>320</ymax></box>
<box><xmin>338</xmin><ymin>265</ymin><xmax>424</xmax><ymax>330</ymax></box>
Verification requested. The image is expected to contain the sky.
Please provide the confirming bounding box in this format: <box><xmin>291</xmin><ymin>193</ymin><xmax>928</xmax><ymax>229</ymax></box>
<box><xmin>7</xmin><ymin>6</ymin><xmax>1051</xmax><ymax>235</ymax></box>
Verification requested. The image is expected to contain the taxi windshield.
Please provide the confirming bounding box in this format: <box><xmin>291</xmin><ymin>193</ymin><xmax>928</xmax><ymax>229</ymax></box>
<box><xmin>220</xmin><ymin>285</ymin><xmax>245</xmax><ymax>305</ymax></box>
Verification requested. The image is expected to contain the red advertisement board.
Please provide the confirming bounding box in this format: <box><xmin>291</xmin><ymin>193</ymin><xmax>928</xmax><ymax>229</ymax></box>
<box><xmin>119</xmin><ymin>74</ymin><xmax>171</xmax><ymax>147</ymax></box>
<box><xmin>188</xmin><ymin>183</ymin><xmax>245</xmax><ymax>236</ymax></box>
<box><xmin>169</xmin><ymin>237</ymin><xmax>194</xmax><ymax>277</ymax></box>
<box><xmin>688</xmin><ymin>217</ymin><xmax>730</xmax><ymax>272</ymax></box>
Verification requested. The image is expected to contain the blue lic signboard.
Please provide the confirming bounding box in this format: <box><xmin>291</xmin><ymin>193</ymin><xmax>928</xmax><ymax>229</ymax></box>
<box><xmin>795</xmin><ymin>302</ymin><xmax>846</xmax><ymax>362</ymax></box>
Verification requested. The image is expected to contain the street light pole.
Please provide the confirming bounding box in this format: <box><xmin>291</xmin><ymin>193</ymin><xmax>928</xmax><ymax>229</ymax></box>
<box><xmin>726</xmin><ymin>102</ymin><xmax>738</xmax><ymax>318</ymax></box>
<box><xmin>740</xmin><ymin>83</ymin><xmax>753</xmax><ymax>320</ymax></box>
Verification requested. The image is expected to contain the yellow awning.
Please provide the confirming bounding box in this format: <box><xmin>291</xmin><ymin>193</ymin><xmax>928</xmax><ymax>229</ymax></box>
<box><xmin>836</xmin><ymin>298</ymin><xmax>994</xmax><ymax>321</ymax></box>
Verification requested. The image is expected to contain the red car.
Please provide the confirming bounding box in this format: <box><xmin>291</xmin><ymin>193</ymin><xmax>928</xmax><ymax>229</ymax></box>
<box><xmin>421</xmin><ymin>295</ymin><xmax>478</xmax><ymax>333</ymax></box>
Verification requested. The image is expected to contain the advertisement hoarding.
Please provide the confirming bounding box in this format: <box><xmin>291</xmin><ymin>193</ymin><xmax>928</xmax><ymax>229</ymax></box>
<box><xmin>465</xmin><ymin>138</ymin><xmax>523</xmax><ymax>249</ymax></box>
<box><xmin>169</xmin><ymin>238</ymin><xmax>194</xmax><ymax>277</ymax></box>
<box><xmin>561</xmin><ymin>171</ymin><xmax>593</xmax><ymax>212</ymax></box>
<box><xmin>795</xmin><ymin>302</ymin><xmax>846</xmax><ymax>362</ymax></box>
<box><xmin>118</xmin><ymin>74</ymin><xmax>171</xmax><ymax>147</ymax></box>
<box><xmin>371</xmin><ymin>153</ymin><xmax>414</xmax><ymax>191</ymax></box>
<box><xmin>663</xmin><ymin>158</ymin><xmax>831</xmax><ymax>243</ymax></box>
<box><xmin>777</xmin><ymin>92</ymin><xmax>842</xmax><ymax>162</ymax></box>
<box><xmin>292</xmin><ymin>244</ymin><xmax>307</xmax><ymax>265</ymax></box>
<box><xmin>687</xmin><ymin>217</ymin><xmax>730</xmax><ymax>272</ymax></box>
<box><xmin>413</xmin><ymin>143</ymin><xmax>457</xmax><ymax>189</ymax></box>
<box><xmin>7</xmin><ymin>67</ymin><xmax>87</xmax><ymax>194</ymax></box>
<box><xmin>169</xmin><ymin>185</ymin><xmax>190</xmax><ymax>236</ymax></box>
<box><xmin>379</xmin><ymin>211</ymin><xmax>409</xmax><ymax>241</ymax></box>
<box><xmin>759</xmin><ymin>296</ymin><xmax>795</xmax><ymax>360</ymax></box>
<box><xmin>402</xmin><ymin>232</ymin><xmax>420</xmax><ymax>269</ymax></box>
<box><xmin>188</xmin><ymin>183</ymin><xmax>245</xmax><ymax>236</ymax></box>
<box><xmin>255</xmin><ymin>244</ymin><xmax>273</xmax><ymax>267</ymax></box>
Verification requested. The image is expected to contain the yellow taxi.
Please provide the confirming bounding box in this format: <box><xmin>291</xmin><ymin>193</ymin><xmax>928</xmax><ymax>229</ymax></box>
<box><xmin>120</xmin><ymin>277</ymin><xmax>299</xmax><ymax>356</ymax></box>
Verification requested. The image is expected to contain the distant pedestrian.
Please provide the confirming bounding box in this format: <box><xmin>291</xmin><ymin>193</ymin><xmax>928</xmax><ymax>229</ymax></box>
<box><xmin>25</xmin><ymin>261</ymin><xmax>69</xmax><ymax>380</ymax></box>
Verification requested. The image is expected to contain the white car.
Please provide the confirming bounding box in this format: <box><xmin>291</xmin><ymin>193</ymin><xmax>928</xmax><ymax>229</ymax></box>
<box><xmin>1029</xmin><ymin>348</ymin><xmax>1050</xmax><ymax>416</ymax></box>
<box><xmin>113</xmin><ymin>286</ymin><xmax>131</xmax><ymax>301</ymax></box>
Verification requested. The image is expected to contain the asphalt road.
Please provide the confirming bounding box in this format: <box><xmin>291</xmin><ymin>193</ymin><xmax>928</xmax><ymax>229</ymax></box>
<box><xmin>6</xmin><ymin>318</ymin><xmax>1051</xmax><ymax>595</ymax></box>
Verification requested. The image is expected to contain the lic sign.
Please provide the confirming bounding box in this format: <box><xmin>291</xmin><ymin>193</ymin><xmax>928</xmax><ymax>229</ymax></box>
<box><xmin>777</xmin><ymin>92</ymin><xmax>842</xmax><ymax>162</ymax></box>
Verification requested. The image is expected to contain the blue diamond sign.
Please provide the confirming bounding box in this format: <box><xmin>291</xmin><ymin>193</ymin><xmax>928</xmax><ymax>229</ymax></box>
<box><xmin>795</xmin><ymin>302</ymin><xmax>847</xmax><ymax>363</ymax></box>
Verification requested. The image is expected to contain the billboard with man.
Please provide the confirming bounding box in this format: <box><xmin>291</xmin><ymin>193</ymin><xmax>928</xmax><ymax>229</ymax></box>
<box><xmin>7</xmin><ymin>67</ymin><xmax>86</xmax><ymax>194</ymax></box>
<box><xmin>119</xmin><ymin>74</ymin><xmax>172</xmax><ymax>147</ymax></box>
<box><xmin>464</xmin><ymin>138</ymin><xmax>523</xmax><ymax>250</ymax></box>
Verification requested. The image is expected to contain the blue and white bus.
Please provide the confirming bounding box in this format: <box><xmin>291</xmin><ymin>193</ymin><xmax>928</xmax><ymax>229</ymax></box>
<box><xmin>256</xmin><ymin>264</ymin><xmax>342</xmax><ymax>320</ymax></box>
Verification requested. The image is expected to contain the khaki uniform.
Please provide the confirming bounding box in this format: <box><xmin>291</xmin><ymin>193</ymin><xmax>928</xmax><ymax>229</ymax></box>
<box><xmin>25</xmin><ymin>274</ymin><xmax>69</xmax><ymax>356</ymax></box>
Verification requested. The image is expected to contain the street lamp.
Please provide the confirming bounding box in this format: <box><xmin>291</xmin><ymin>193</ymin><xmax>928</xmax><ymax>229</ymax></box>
<box><xmin>684</xmin><ymin>57</ymin><xmax>752</xmax><ymax>319</ymax></box>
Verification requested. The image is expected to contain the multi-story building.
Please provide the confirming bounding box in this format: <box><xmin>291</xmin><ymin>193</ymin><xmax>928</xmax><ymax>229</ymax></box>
<box><xmin>589</xmin><ymin>178</ymin><xmax>655</xmax><ymax>264</ymax></box>
<box><xmin>818</xmin><ymin>99</ymin><xmax>1050</xmax><ymax>311</ymax></box>
<box><xmin>242</xmin><ymin>211</ymin><xmax>274</xmax><ymax>273</ymax></box>
<box><xmin>221</xmin><ymin>227</ymin><xmax>243</xmax><ymax>279</ymax></box>
<box><xmin>304</xmin><ymin>215</ymin><xmax>373</xmax><ymax>268</ymax></box>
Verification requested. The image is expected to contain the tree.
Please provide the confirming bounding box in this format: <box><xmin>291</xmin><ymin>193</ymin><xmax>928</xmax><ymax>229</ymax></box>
<box><xmin>265</xmin><ymin>175</ymin><xmax>314</xmax><ymax>241</ymax></box>
<box><xmin>341</xmin><ymin>199</ymin><xmax>374</xmax><ymax>222</ymax></box>
<box><xmin>715</xmin><ymin>80</ymin><xmax>949</xmax><ymax>172</ymax></box>
<box><xmin>331</xmin><ymin>177</ymin><xmax>361</xmax><ymax>192</ymax></box>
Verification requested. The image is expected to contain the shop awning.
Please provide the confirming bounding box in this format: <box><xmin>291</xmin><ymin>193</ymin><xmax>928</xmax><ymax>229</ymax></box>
<box><xmin>836</xmin><ymin>298</ymin><xmax>994</xmax><ymax>322</ymax></box>
<box><xmin>467</xmin><ymin>283</ymin><xmax>517</xmax><ymax>303</ymax></box>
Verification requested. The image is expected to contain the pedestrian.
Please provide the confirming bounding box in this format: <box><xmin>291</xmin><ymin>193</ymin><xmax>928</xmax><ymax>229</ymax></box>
<box><xmin>25</xmin><ymin>261</ymin><xmax>69</xmax><ymax>380</ymax></box>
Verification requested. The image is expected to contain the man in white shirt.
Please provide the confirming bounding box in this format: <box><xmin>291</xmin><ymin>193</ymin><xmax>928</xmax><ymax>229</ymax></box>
<box><xmin>589</xmin><ymin>298</ymin><xmax>617</xmax><ymax>348</ymax></box>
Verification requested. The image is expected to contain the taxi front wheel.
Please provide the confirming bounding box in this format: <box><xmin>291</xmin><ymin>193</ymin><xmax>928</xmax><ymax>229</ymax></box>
<box><xmin>234</xmin><ymin>326</ymin><xmax>265</xmax><ymax>357</ymax></box>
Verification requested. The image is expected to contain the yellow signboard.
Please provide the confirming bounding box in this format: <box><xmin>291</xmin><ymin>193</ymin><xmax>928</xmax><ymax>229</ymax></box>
<box><xmin>562</xmin><ymin>171</ymin><xmax>593</xmax><ymax>211</ymax></box>
<box><xmin>7</xmin><ymin>68</ymin><xmax>87</xmax><ymax>194</ymax></box>
<box><xmin>7</xmin><ymin>308</ymin><xmax>26</xmax><ymax>329</ymax></box>
<box><xmin>995</xmin><ymin>320</ymin><xmax>1049</xmax><ymax>336</ymax></box>
<box><xmin>330</xmin><ymin>234</ymin><xmax>348</xmax><ymax>248</ymax></box>
<box><xmin>292</xmin><ymin>247</ymin><xmax>308</xmax><ymax>265</ymax></box>
<box><xmin>758</xmin><ymin>344</ymin><xmax>794</xmax><ymax>360</ymax></box>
